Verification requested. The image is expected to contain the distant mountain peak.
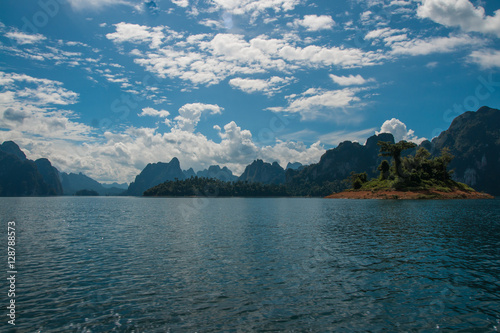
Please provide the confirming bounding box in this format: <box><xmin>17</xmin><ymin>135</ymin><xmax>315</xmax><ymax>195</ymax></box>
<box><xmin>477</xmin><ymin>105</ymin><xmax>493</xmax><ymax>113</ymax></box>
<box><xmin>286</xmin><ymin>162</ymin><xmax>303</xmax><ymax>170</ymax></box>
<box><xmin>0</xmin><ymin>141</ymin><xmax>27</xmax><ymax>160</ymax></box>
<box><xmin>170</xmin><ymin>157</ymin><xmax>180</xmax><ymax>165</ymax></box>
<box><xmin>238</xmin><ymin>159</ymin><xmax>285</xmax><ymax>185</ymax></box>
<box><xmin>125</xmin><ymin>157</ymin><xmax>185</xmax><ymax>195</ymax></box>
<box><xmin>196</xmin><ymin>165</ymin><xmax>237</xmax><ymax>182</ymax></box>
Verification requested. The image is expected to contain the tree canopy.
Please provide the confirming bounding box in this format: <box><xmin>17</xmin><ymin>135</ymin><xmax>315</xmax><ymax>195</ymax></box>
<box><xmin>377</xmin><ymin>140</ymin><xmax>417</xmax><ymax>178</ymax></box>
<box><xmin>143</xmin><ymin>176</ymin><xmax>348</xmax><ymax>197</ymax></box>
<box><xmin>350</xmin><ymin>140</ymin><xmax>464</xmax><ymax>192</ymax></box>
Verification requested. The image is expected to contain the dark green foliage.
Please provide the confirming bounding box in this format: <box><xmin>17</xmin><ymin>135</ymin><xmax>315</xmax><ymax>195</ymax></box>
<box><xmin>75</xmin><ymin>189</ymin><xmax>99</xmax><ymax>196</ymax></box>
<box><xmin>378</xmin><ymin>160</ymin><xmax>390</xmax><ymax>180</ymax></box>
<box><xmin>401</xmin><ymin>147</ymin><xmax>453</xmax><ymax>185</ymax></box>
<box><xmin>144</xmin><ymin>177</ymin><xmax>288</xmax><ymax>197</ymax></box>
<box><xmin>378</xmin><ymin>140</ymin><xmax>417</xmax><ymax>178</ymax></box>
<box><xmin>143</xmin><ymin>176</ymin><xmax>349</xmax><ymax>197</ymax></box>
<box><xmin>357</xmin><ymin>141</ymin><xmax>464</xmax><ymax>191</ymax></box>
<box><xmin>350</xmin><ymin>172</ymin><xmax>368</xmax><ymax>189</ymax></box>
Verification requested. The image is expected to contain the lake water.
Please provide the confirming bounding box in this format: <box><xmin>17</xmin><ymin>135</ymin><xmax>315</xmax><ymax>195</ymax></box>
<box><xmin>1</xmin><ymin>197</ymin><xmax>499</xmax><ymax>332</ymax></box>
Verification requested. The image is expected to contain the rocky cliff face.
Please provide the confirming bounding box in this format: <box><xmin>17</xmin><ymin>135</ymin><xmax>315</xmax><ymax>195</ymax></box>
<box><xmin>197</xmin><ymin>165</ymin><xmax>238</xmax><ymax>182</ymax></box>
<box><xmin>287</xmin><ymin>133</ymin><xmax>395</xmax><ymax>186</ymax></box>
<box><xmin>0</xmin><ymin>141</ymin><xmax>27</xmax><ymax>161</ymax></box>
<box><xmin>286</xmin><ymin>162</ymin><xmax>303</xmax><ymax>170</ymax></box>
<box><xmin>238</xmin><ymin>160</ymin><xmax>285</xmax><ymax>185</ymax></box>
<box><xmin>0</xmin><ymin>142</ymin><xmax>52</xmax><ymax>196</ymax></box>
<box><xmin>126</xmin><ymin>157</ymin><xmax>185</xmax><ymax>195</ymax></box>
<box><xmin>183</xmin><ymin>168</ymin><xmax>196</xmax><ymax>179</ymax></box>
<box><xmin>432</xmin><ymin>106</ymin><xmax>500</xmax><ymax>195</ymax></box>
<box><xmin>35</xmin><ymin>158</ymin><xmax>63</xmax><ymax>195</ymax></box>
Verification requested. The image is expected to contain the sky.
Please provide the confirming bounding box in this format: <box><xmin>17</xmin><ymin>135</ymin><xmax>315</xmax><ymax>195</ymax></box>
<box><xmin>0</xmin><ymin>0</ymin><xmax>499</xmax><ymax>184</ymax></box>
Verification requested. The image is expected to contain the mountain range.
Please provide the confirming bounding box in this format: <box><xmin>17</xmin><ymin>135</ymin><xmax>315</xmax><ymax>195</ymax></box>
<box><xmin>125</xmin><ymin>160</ymin><xmax>241</xmax><ymax>195</ymax></box>
<box><xmin>0</xmin><ymin>142</ymin><xmax>125</xmax><ymax>196</ymax></box>
<box><xmin>1</xmin><ymin>106</ymin><xmax>498</xmax><ymax>196</ymax></box>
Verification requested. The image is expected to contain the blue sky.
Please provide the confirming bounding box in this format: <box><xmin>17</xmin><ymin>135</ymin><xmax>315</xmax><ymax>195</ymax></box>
<box><xmin>0</xmin><ymin>0</ymin><xmax>499</xmax><ymax>183</ymax></box>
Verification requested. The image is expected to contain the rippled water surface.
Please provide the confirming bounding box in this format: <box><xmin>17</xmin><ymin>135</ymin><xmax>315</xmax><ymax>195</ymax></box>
<box><xmin>1</xmin><ymin>197</ymin><xmax>499</xmax><ymax>332</ymax></box>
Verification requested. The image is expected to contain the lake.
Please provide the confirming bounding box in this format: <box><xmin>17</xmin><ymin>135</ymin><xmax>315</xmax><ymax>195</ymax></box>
<box><xmin>1</xmin><ymin>197</ymin><xmax>499</xmax><ymax>332</ymax></box>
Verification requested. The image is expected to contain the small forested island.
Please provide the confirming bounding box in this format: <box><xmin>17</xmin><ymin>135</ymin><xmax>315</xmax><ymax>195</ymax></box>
<box><xmin>327</xmin><ymin>141</ymin><xmax>494</xmax><ymax>200</ymax></box>
<box><xmin>143</xmin><ymin>177</ymin><xmax>343</xmax><ymax>197</ymax></box>
<box><xmin>75</xmin><ymin>189</ymin><xmax>100</xmax><ymax>196</ymax></box>
<box><xmin>144</xmin><ymin>177</ymin><xmax>288</xmax><ymax>197</ymax></box>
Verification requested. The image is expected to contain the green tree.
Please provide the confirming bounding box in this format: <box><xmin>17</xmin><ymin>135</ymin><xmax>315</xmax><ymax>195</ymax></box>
<box><xmin>378</xmin><ymin>140</ymin><xmax>417</xmax><ymax>179</ymax></box>
<box><xmin>432</xmin><ymin>148</ymin><xmax>454</xmax><ymax>181</ymax></box>
<box><xmin>378</xmin><ymin>160</ymin><xmax>390</xmax><ymax>180</ymax></box>
<box><xmin>350</xmin><ymin>172</ymin><xmax>368</xmax><ymax>189</ymax></box>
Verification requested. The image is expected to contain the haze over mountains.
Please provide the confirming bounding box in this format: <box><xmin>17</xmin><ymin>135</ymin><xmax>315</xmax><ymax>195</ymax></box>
<box><xmin>1</xmin><ymin>107</ymin><xmax>499</xmax><ymax>196</ymax></box>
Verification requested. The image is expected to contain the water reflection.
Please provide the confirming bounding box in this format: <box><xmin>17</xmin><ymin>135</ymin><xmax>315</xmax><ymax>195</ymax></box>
<box><xmin>0</xmin><ymin>197</ymin><xmax>498</xmax><ymax>332</ymax></box>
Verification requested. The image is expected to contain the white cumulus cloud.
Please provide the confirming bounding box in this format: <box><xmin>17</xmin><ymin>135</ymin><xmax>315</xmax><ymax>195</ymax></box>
<box><xmin>139</xmin><ymin>107</ymin><xmax>170</xmax><ymax>118</ymax></box>
<box><xmin>209</xmin><ymin>0</ymin><xmax>302</xmax><ymax>16</ymax></box>
<box><xmin>171</xmin><ymin>0</ymin><xmax>188</xmax><ymax>7</ymax></box>
<box><xmin>4</xmin><ymin>30</ymin><xmax>47</xmax><ymax>44</ymax></box>
<box><xmin>269</xmin><ymin>88</ymin><xmax>366</xmax><ymax>121</ymax></box>
<box><xmin>107</xmin><ymin>24</ymin><xmax>384</xmax><ymax>87</ymax></box>
<box><xmin>106</xmin><ymin>22</ymin><xmax>181</xmax><ymax>49</ymax></box>
<box><xmin>65</xmin><ymin>0</ymin><xmax>133</xmax><ymax>10</ymax></box>
<box><xmin>376</xmin><ymin>118</ymin><xmax>426</xmax><ymax>144</ymax></box>
<box><xmin>139</xmin><ymin>107</ymin><xmax>171</xmax><ymax>125</ymax></box>
<box><xmin>0</xmin><ymin>72</ymin><xmax>91</xmax><ymax>142</ymax></box>
<box><xmin>469</xmin><ymin>49</ymin><xmax>500</xmax><ymax>69</ymax></box>
<box><xmin>417</xmin><ymin>0</ymin><xmax>500</xmax><ymax>38</ymax></box>
<box><xmin>390</xmin><ymin>34</ymin><xmax>484</xmax><ymax>56</ymax></box>
<box><xmin>174</xmin><ymin>103</ymin><xmax>223</xmax><ymax>132</ymax></box>
<box><xmin>330</xmin><ymin>74</ymin><xmax>374</xmax><ymax>86</ymax></box>
<box><xmin>229</xmin><ymin>76</ymin><xmax>293</xmax><ymax>95</ymax></box>
<box><xmin>293</xmin><ymin>15</ymin><xmax>335</xmax><ymax>31</ymax></box>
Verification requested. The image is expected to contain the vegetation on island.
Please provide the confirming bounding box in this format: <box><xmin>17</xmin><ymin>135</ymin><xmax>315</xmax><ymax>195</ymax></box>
<box><xmin>332</xmin><ymin>140</ymin><xmax>492</xmax><ymax>199</ymax></box>
<box><xmin>75</xmin><ymin>189</ymin><xmax>99</xmax><ymax>196</ymax></box>
<box><xmin>144</xmin><ymin>177</ymin><xmax>287</xmax><ymax>197</ymax></box>
<box><xmin>143</xmin><ymin>176</ymin><xmax>346</xmax><ymax>197</ymax></box>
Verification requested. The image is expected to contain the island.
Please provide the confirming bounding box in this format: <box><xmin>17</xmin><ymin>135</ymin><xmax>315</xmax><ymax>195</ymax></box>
<box><xmin>326</xmin><ymin>140</ymin><xmax>494</xmax><ymax>200</ymax></box>
<box><xmin>75</xmin><ymin>189</ymin><xmax>100</xmax><ymax>196</ymax></box>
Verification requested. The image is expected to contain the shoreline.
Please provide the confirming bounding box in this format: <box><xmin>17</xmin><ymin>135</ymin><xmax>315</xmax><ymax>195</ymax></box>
<box><xmin>325</xmin><ymin>189</ymin><xmax>495</xmax><ymax>200</ymax></box>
